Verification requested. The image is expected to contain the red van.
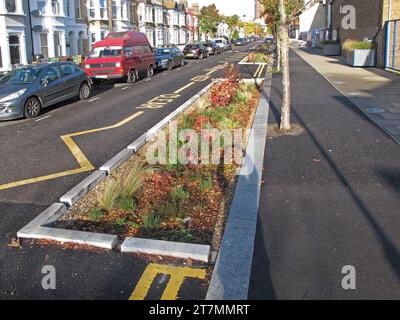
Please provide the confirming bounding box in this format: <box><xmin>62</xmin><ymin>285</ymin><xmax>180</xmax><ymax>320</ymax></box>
<box><xmin>84</xmin><ymin>31</ymin><xmax>155</xmax><ymax>84</ymax></box>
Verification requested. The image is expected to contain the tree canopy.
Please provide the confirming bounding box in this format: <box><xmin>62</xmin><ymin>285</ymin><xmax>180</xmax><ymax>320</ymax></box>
<box><xmin>199</xmin><ymin>4</ymin><xmax>222</xmax><ymax>36</ymax></box>
<box><xmin>260</xmin><ymin>0</ymin><xmax>304</xmax><ymax>31</ymax></box>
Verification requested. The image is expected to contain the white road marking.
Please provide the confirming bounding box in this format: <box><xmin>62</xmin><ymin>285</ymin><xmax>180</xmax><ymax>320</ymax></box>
<box><xmin>35</xmin><ymin>115</ymin><xmax>52</xmax><ymax>122</ymax></box>
<box><xmin>89</xmin><ymin>97</ymin><xmax>99</xmax><ymax>102</ymax></box>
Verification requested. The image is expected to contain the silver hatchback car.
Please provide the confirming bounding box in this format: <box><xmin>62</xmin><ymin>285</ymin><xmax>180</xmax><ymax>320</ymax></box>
<box><xmin>0</xmin><ymin>62</ymin><xmax>91</xmax><ymax>120</ymax></box>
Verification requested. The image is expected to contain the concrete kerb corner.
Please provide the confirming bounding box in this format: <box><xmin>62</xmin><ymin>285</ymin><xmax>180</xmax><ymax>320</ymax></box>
<box><xmin>206</xmin><ymin>66</ymin><xmax>272</xmax><ymax>300</ymax></box>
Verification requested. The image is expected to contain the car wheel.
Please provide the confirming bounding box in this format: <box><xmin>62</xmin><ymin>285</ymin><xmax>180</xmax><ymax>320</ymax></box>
<box><xmin>127</xmin><ymin>69</ymin><xmax>137</xmax><ymax>83</ymax></box>
<box><xmin>147</xmin><ymin>65</ymin><xmax>154</xmax><ymax>78</ymax></box>
<box><xmin>167</xmin><ymin>60</ymin><xmax>173</xmax><ymax>71</ymax></box>
<box><xmin>79</xmin><ymin>82</ymin><xmax>91</xmax><ymax>100</ymax></box>
<box><xmin>24</xmin><ymin>97</ymin><xmax>41</xmax><ymax>119</ymax></box>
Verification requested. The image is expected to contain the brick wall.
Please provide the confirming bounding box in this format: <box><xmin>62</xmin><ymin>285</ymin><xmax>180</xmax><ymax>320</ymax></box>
<box><xmin>382</xmin><ymin>0</ymin><xmax>400</xmax><ymax>22</ymax></box>
<box><xmin>332</xmin><ymin>0</ymin><xmax>383</xmax><ymax>42</ymax></box>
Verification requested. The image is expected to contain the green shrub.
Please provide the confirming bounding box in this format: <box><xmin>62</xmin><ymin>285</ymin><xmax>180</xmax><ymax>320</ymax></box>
<box><xmin>171</xmin><ymin>186</ymin><xmax>189</xmax><ymax>202</ymax></box>
<box><xmin>120</xmin><ymin>159</ymin><xmax>153</xmax><ymax>198</ymax></box>
<box><xmin>343</xmin><ymin>39</ymin><xmax>375</xmax><ymax>52</ymax></box>
<box><xmin>90</xmin><ymin>208</ymin><xmax>104</xmax><ymax>222</ymax></box>
<box><xmin>116</xmin><ymin>218</ymin><xmax>126</xmax><ymax>226</ymax></box>
<box><xmin>180</xmin><ymin>114</ymin><xmax>196</xmax><ymax>129</ymax></box>
<box><xmin>115</xmin><ymin>197</ymin><xmax>137</xmax><ymax>211</ymax></box>
<box><xmin>98</xmin><ymin>178</ymin><xmax>121</xmax><ymax>211</ymax></box>
<box><xmin>143</xmin><ymin>212</ymin><xmax>162</xmax><ymax>229</ymax></box>
<box><xmin>219</xmin><ymin>117</ymin><xmax>240</xmax><ymax>130</ymax></box>
<box><xmin>200</xmin><ymin>175</ymin><xmax>213</xmax><ymax>191</ymax></box>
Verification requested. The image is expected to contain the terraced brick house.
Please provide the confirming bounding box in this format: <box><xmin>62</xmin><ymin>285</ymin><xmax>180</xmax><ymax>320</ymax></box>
<box><xmin>28</xmin><ymin>0</ymin><xmax>88</xmax><ymax>59</ymax></box>
<box><xmin>177</xmin><ymin>1</ymin><xmax>187</xmax><ymax>44</ymax></box>
<box><xmin>137</xmin><ymin>0</ymin><xmax>155</xmax><ymax>46</ymax></box>
<box><xmin>186</xmin><ymin>4</ymin><xmax>199</xmax><ymax>43</ymax></box>
<box><xmin>165</xmin><ymin>0</ymin><xmax>179</xmax><ymax>45</ymax></box>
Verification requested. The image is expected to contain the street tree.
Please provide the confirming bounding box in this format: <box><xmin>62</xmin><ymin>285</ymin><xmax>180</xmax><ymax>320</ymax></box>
<box><xmin>261</xmin><ymin>0</ymin><xmax>303</xmax><ymax>131</ymax></box>
<box><xmin>224</xmin><ymin>15</ymin><xmax>240</xmax><ymax>38</ymax></box>
<box><xmin>199</xmin><ymin>4</ymin><xmax>222</xmax><ymax>38</ymax></box>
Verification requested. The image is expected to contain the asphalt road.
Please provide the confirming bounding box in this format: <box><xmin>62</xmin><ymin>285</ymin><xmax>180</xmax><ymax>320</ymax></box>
<box><xmin>0</xmin><ymin>43</ymin><xmax>264</xmax><ymax>300</ymax></box>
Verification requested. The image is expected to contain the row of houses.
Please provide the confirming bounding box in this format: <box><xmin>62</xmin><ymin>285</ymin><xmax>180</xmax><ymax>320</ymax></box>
<box><xmin>0</xmin><ymin>0</ymin><xmax>200</xmax><ymax>72</ymax></box>
<box><xmin>297</xmin><ymin>0</ymin><xmax>400</xmax><ymax>70</ymax></box>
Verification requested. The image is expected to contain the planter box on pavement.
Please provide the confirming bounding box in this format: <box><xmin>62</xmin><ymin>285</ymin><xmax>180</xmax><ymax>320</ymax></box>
<box><xmin>347</xmin><ymin>49</ymin><xmax>376</xmax><ymax>67</ymax></box>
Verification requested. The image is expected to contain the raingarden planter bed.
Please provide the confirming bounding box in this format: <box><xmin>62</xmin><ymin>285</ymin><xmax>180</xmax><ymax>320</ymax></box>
<box><xmin>346</xmin><ymin>49</ymin><xmax>376</xmax><ymax>67</ymax></box>
<box><xmin>19</xmin><ymin>68</ymin><xmax>263</xmax><ymax>262</ymax></box>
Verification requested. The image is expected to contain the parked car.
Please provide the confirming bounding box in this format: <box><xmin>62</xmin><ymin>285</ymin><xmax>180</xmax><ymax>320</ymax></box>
<box><xmin>203</xmin><ymin>42</ymin><xmax>222</xmax><ymax>55</ymax></box>
<box><xmin>155</xmin><ymin>47</ymin><xmax>185</xmax><ymax>70</ymax></box>
<box><xmin>234</xmin><ymin>38</ymin><xmax>245</xmax><ymax>46</ymax></box>
<box><xmin>85</xmin><ymin>31</ymin><xmax>155</xmax><ymax>84</ymax></box>
<box><xmin>0</xmin><ymin>62</ymin><xmax>91</xmax><ymax>120</ymax></box>
<box><xmin>211</xmin><ymin>38</ymin><xmax>228</xmax><ymax>51</ymax></box>
<box><xmin>183</xmin><ymin>44</ymin><xmax>209</xmax><ymax>59</ymax></box>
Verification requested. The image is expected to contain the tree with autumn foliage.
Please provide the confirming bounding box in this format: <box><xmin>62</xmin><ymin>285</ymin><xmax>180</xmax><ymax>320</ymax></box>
<box><xmin>199</xmin><ymin>4</ymin><xmax>222</xmax><ymax>38</ymax></box>
<box><xmin>224</xmin><ymin>15</ymin><xmax>240</xmax><ymax>39</ymax></box>
<box><xmin>260</xmin><ymin>0</ymin><xmax>303</xmax><ymax>131</ymax></box>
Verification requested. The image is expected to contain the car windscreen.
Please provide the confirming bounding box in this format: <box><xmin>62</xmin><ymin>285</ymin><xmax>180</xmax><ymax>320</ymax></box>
<box><xmin>156</xmin><ymin>49</ymin><xmax>171</xmax><ymax>56</ymax></box>
<box><xmin>88</xmin><ymin>46</ymin><xmax>122</xmax><ymax>58</ymax></box>
<box><xmin>0</xmin><ymin>67</ymin><xmax>40</xmax><ymax>85</ymax></box>
<box><xmin>214</xmin><ymin>40</ymin><xmax>223</xmax><ymax>43</ymax></box>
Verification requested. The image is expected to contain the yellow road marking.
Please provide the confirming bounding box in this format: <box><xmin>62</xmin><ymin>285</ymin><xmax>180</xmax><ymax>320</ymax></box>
<box><xmin>130</xmin><ymin>263</ymin><xmax>207</xmax><ymax>300</ymax></box>
<box><xmin>0</xmin><ymin>111</ymin><xmax>144</xmax><ymax>191</ymax></box>
<box><xmin>0</xmin><ymin>62</ymin><xmax>228</xmax><ymax>190</ymax></box>
<box><xmin>257</xmin><ymin>65</ymin><xmax>266</xmax><ymax>78</ymax></box>
<box><xmin>253</xmin><ymin>65</ymin><xmax>262</xmax><ymax>78</ymax></box>
<box><xmin>174</xmin><ymin>82</ymin><xmax>195</xmax><ymax>94</ymax></box>
<box><xmin>0</xmin><ymin>168</ymin><xmax>90</xmax><ymax>191</ymax></box>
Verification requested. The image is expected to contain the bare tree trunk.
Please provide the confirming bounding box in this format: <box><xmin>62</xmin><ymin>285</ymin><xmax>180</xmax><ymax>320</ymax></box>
<box><xmin>107</xmin><ymin>0</ymin><xmax>113</xmax><ymax>33</ymax></box>
<box><xmin>278</xmin><ymin>0</ymin><xmax>291</xmax><ymax>131</ymax></box>
<box><xmin>276</xmin><ymin>27</ymin><xmax>281</xmax><ymax>72</ymax></box>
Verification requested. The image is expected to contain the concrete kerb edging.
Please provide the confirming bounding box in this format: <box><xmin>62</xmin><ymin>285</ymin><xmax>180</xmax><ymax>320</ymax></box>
<box><xmin>121</xmin><ymin>238</ymin><xmax>210</xmax><ymax>263</ymax></box>
<box><xmin>17</xmin><ymin>80</ymin><xmax>217</xmax><ymax>259</ymax></box>
<box><xmin>206</xmin><ymin>65</ymin><xmax>272</xmax><ymax>300</ymax></box>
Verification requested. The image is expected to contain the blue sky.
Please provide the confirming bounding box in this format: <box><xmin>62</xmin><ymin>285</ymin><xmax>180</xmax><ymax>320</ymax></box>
<box><xmin>189</xmin><ymin>0</ymin><xmax>255</xmax><ymax>20</ymax></box>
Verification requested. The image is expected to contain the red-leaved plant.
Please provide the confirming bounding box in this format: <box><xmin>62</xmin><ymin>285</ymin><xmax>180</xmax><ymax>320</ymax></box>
<box><xmin>210</xmin><ymin>81</ymin><xmax>238</xmax><ymax>107</ymax></box>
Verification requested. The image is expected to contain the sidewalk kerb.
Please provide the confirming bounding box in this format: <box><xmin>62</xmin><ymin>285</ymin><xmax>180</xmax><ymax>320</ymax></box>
<box><xmin>206</xmin><ymin>66</ymin><xmax>272</xmax><ymax>300</ymax></box>
<box><xmin>100</xmin><ymin>149</ymin><xmax>134</xmax><ymax>175</ymax></box>
<box><xmin>60</xmin><ymin>171</ymin><xmax>107</xmax><ymax>206</ymax></box>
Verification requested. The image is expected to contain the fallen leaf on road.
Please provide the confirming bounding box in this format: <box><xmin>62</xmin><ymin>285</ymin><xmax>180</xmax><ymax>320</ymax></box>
<box><xmin>8</xmin><ymin>238</ymin><xmax>22</xmax><ymax>249</ymax></box>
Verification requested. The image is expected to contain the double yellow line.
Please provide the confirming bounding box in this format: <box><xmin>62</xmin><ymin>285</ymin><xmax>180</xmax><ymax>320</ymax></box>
<box><xmin>254</xmin><ymin>64</ymin><xmax>266</xmax><ymax>78</ymax></box>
